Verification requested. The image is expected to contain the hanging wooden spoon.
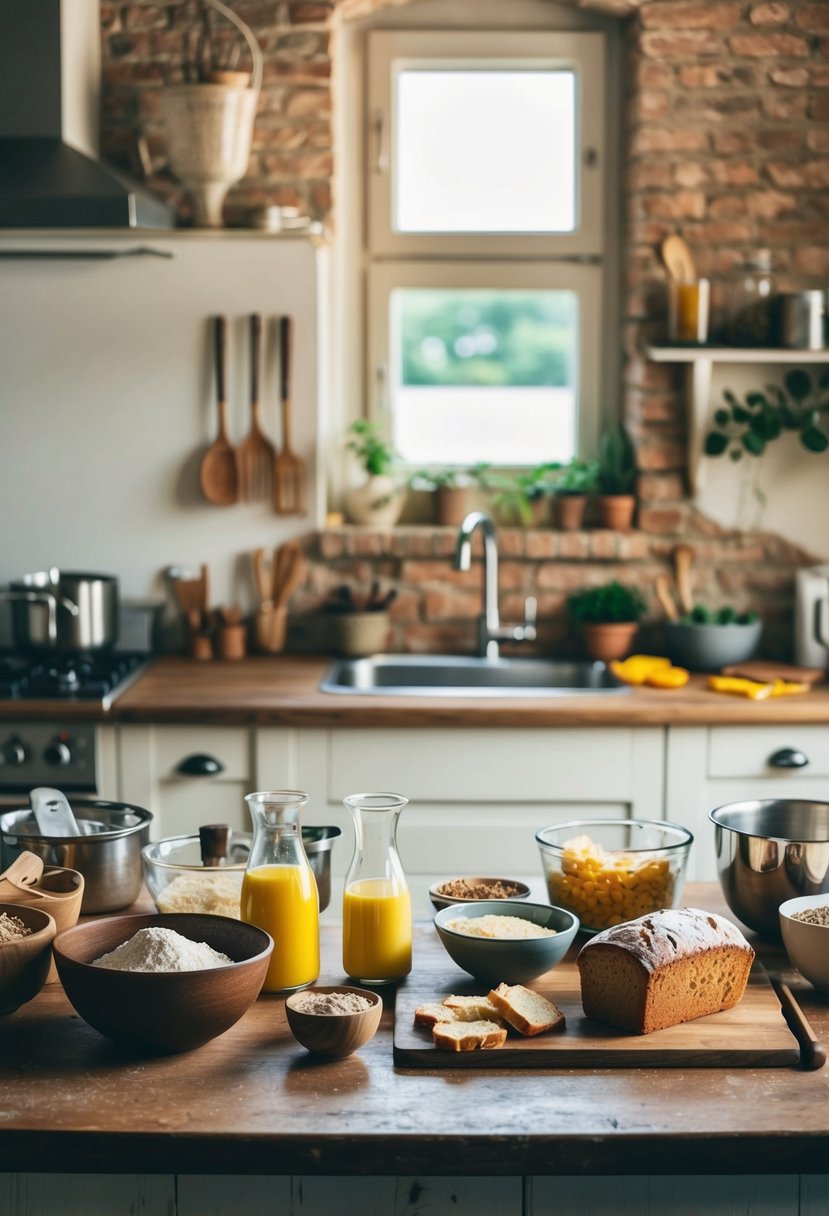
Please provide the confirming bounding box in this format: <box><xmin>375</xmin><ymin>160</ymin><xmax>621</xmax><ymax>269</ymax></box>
<box><xmin>654</xmin><ymin>573</ymin><xmax>680</xmax><ymax>621</ymax></box>
<box><xmin>673</xmin><ymin>544</ymin><xmax>695</xmax><ymax>615</ymax></box>
<box><xmin>199</xmin><ymin>315</ymin><xmax>239</xmax><ymax>506</ymax></box>
<box><xmin>660</xmin><ymin>234</ymin><xmax>697</xmax><ymax>285</ymax></box>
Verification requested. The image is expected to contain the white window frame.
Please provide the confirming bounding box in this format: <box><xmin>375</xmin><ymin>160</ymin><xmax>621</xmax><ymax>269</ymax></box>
<box><xmin>368</xmin><ymin>260</ymin><xmax>603</xmax><ymax>462</ymax></box>
<box><xmin>366</xmin><ymin>30</ymin><xmax>606</xmax><ymax>259</ymax></box>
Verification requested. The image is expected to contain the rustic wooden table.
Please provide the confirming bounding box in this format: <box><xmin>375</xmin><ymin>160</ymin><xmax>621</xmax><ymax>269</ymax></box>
<box><xmin>0</xmin><ymin>884</ymin><xmax>827</xmax><ymax>1177</ymax></box>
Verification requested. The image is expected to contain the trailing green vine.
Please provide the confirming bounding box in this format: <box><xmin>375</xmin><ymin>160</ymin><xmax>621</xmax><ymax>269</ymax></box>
<box><xmin>704</xmin><ymin>368</ymin><xmax>829</xmax><ymax>461</ymax></box>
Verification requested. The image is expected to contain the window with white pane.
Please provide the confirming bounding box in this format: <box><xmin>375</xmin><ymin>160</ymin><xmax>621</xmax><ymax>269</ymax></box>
<box><xmin>366</xmin><ymin>30</ymin><xmax>607</xmax><ymax>470</ymax></box>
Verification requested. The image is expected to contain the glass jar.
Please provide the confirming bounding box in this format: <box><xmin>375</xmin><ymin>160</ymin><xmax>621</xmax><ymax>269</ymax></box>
<box><xmin>718</xmin><ymin>251</ymin><xmax>776</xmax><ymax>346</ymax></box>
<box><xmin>241</xmin><ymin>790</ymin><xmax>320</xmax><ymax>993</ymax></box>
<box><xmin>342</xmin><ymin>792</ymin><xmax>412</xmax><ymax>984</ymax></box>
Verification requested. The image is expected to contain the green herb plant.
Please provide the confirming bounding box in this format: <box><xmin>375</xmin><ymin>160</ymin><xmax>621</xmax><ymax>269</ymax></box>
<box><xmin>567</xmin><ymin>581</ymin><xmax>647</xmax><ymax>624</ymax></box>
<box><xmin>682</xmin><ymin>604</ymin><xmax>759</xmax><ymax>626</ymax></box>
<box><xmin>346</xmin><ymin>420</ymin><xmax>398</xmax><ymax>477</ymax></box>
<box><xmin>474</xmin><ymin>463</ymin><xmax>556</xmax><ymax>525</ymax></box>
<box><xmin>597</xmin><ymin>423</ymin><xmax>637</xmax><ymax>495</ymax></box>
<box><xmin>408</xmin><ymin>467</ymin><xmax>474</xmax><ymax>492</ymax></box>
<box><xmin>705</xmin><ymin>369</ymin><xmax>829</xmax><ymax>461</ymax></box>
<box><xmin>553</xmin><ymin>457</ymin><xmax>600</xmax><ymax>496</ymax></box>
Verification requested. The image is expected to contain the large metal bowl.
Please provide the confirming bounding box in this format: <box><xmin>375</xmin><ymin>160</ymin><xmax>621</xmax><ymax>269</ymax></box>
<box><xmin>709</xmin><ymin>799</ymin><xmax>829</xmax><ymax>939</ymax></box>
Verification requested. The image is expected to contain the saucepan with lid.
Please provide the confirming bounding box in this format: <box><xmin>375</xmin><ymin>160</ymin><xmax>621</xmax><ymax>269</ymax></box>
<box><xmin>1</xmin><ymin>570</ymin><xmax>118</xmax><ymax>652</ymax></box>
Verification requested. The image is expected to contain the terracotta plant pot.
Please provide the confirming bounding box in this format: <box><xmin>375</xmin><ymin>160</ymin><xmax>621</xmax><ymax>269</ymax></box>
<box><xmin>435</xmin><ymin>486</ymin><xmax>472</xmax><ymax>527</ymax></box>
<box><xmin>582</xmin><ymin>621</ymin><xmax>639</xmax><ymax>663</ymax></box>
<box><xmin>344</xmin><ymin>475</ymin><xmax>405</xmax><ymax>527</ymax></box>
<box><xmin>597</xmin><ymin>495</ymin><xmax>636</xmax><ymax>532</ymax></box>
<box><xmin>553</xmin><ymin>494</ymin><xmax>588</xmax><ymax>531</ymax></box>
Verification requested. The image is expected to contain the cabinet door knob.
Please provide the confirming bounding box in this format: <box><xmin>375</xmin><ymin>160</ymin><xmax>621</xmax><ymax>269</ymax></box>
<box><xmin>768</xmin><ymin>747</ymin><xmax>809</xmax><ymax>770</ymax></box>
<box><xmin>176</xmin><ymin>753</ymin><xmax>225</xmax><ymax>777</ymax></box>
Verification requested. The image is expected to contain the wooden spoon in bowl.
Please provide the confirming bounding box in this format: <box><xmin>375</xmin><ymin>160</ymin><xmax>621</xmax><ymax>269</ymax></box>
<box><xmin>199</xmin><ymin>316</ymin><xmax>239</xmax><ymax>506</ymax></box>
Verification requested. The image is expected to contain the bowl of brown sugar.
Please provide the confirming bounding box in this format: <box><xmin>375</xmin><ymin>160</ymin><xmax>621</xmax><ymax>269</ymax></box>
<box><xmin>429</xmin><ymin>876</ymin><xmax>531</xmax><ymax>912</ymax></box>
<box><xmin>285</xmin><ymin>985</ymin><xmax>382</xmax><ymax>1057</ymax></box>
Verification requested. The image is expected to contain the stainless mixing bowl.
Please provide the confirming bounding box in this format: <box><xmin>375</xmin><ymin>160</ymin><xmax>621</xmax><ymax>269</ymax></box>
<box><xmin>709</xmin><ymin>799</ymin><xmax>829</xmax><ymax>939</ymax></box>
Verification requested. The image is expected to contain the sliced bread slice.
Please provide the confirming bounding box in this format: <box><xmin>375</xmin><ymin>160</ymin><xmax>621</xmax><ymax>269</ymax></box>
<box><xmin>488</xmin><ymin>983</ymin><xmax>566</xmax><ymax>1037</ymax></box>
<box><xmin>414</xmin><ymin>1003</ymin><xmax>458</xmax><ymax>1029</ymax></box>
<box><xmin>432</xmin><ymin>1019</ymin><xmax>507</xmax><ymax>1052</ymax></box>
<box><xmin>442</xmin><ymin>995</ymin><xmax>505</xmax><ymax>1024</ymax></box>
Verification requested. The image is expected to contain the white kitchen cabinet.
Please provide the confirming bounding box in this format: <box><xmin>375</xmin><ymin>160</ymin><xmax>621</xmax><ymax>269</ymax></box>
<box><xmin>117</xmin><ymin>724</ymin><xmax>255</xmax><ymax>839</ymax></box>
<box><xmin>666</xmin><ymin>725</ymin><xmax>829</xmax><ymax>883</ymax></box>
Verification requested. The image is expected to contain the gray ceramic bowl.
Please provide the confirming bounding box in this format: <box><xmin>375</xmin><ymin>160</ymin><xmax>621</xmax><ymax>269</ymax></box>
<box><xmin>434</xmin><ymin>900</ymin><xmax>578</xmax><ymax>985</ymax></box>
<box><xmin>710</xmin><ymin>799</ymin><xmax>829</xmax><ymax>939</ymax></box>
<box><xmin>666</xmin><ymin>618</ymin><xmax>762</xmax><ymax>672</ymax></box>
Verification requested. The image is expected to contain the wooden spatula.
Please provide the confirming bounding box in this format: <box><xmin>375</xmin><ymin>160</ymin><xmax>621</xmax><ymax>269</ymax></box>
<box><xmin>198</xmin><ymin>315</ymin><xmax>238</xmax><ymax>506</ymax></box>
<box><xmin>274</xmin><ymin>315</ymin><xmax>306</xmax><ymax>515</ymax></box>
<box><xmin>237</xmin><ymin>313</ymin><xmax>276</xmax><ymax>502</ymax></box>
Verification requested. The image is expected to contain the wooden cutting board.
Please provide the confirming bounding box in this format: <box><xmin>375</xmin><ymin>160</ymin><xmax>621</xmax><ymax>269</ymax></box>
<box><xmin>393</xmin><ymin>963</ymin><xmax>800</xmax><ymax>1069</ymax></box>
<box><xmin>719</xmin><ymin>660</ymin><xmax>825</xmax><ymax>685</ymax></box>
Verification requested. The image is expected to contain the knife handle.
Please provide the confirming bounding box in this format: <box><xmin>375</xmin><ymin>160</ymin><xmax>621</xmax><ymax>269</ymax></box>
<box><xmin>774</xmin><ymin>979</ymin><xmax>826</xmax><ymax>1070</ymax></box>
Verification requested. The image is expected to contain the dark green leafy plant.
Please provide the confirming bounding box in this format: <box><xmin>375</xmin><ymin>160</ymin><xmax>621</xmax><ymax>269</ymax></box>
<box><xmin>705</xmin><ymin>369</ymin><xmax>829</xmax><ymax>461</ymax></box>
<box><xmin>597</xmin><ymin>424</ymin><xmax>637</xmax><ymax>495</ymax></box>
<box><xmin>553</xmin><ymin>457</ymin><xmax>600</xmax><ymax>496</ymax></box>
<box><xmin>682</xmin><ymin>604</ymin><xmax>759</xmax><ymax>626</ymax></box>
<box><xmin>567</xmin><ymin>581</ymin><xmax>646</xmax><ymax>624</ymax></box>
<box><xmin>346</xmin><ymin>420</ymin><xmax>398</xmax><ymax>477</ymax></box>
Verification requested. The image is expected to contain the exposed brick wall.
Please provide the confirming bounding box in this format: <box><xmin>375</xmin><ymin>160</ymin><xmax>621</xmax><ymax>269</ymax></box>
<box><xmin>99</xmin><ymin>0</ymin><xmax>829</xmax><ymax>657</ymax></box>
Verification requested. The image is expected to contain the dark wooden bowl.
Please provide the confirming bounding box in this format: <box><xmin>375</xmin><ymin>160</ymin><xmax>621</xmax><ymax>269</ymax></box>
<box><xmin>285</xmin><ymin>986</ymin><xmax>382</xmax><ymax>1057</ymax></box>
<box><xmin>53</xmin><ymin>913</ymin><xmax>273</xmax><ymax>1053</ymax></box>
<box><xmin>0</xmin><ymin>902</ymin><xmax>56</xmax><ymax>1015</ymax></box>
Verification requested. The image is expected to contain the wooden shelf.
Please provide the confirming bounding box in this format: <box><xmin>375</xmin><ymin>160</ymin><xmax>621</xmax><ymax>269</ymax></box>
<box><xmin>643</xmin><ymin>346</ymin><xmax>829</xmax><ymax>495</ymax></box>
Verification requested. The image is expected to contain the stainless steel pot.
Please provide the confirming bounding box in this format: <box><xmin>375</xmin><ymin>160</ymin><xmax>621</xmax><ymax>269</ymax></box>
<box><xmin>0</xmin><ymin>798</ymin><xmax>152</xmax><ymax>913</ymax></box>
<box><xmin>5</xmin><ymin>570</ymin><xmax>118</xmax><ymax>652</ymax></box>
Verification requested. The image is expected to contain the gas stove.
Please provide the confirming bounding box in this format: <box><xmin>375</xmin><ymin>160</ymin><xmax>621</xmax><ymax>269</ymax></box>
<box><xmin>0</xmin><ymin>651</ymin><xmax>148</xmax><ymax>707</ymax></box>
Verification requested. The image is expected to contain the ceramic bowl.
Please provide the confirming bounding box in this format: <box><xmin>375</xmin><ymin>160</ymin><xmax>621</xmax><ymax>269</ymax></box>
<box><xmin>536</xmin><ymin>818</ymin><xmax>692</xmax><ymax>935</ymax></box>
<box><xmin>0</xmin><ymin>902</ymin><xmax>57</xmax><ymax>1015</ymax></box>
<box><xmin>429</xmin><ymin>877</ymin><xmax>531</xmax><ymax>912</ymax></box>
<box><xmin>53</xmin><ymin>913</ymin><xmax>273</xmax><ymax>1053</ymax></box>
<box><xmin>666</xmin><ymin>618</ymin><xmax>762</xmax><ymax>671</ymax></box>
<box><xmin>433</xmin><ymin>900</ymin><xmax>578</xmax><ymax>985</ymax></box>
<box><xmin>779</xmin><ymin>895</ymin><xmax>829</xmax><ymax>993</ymax></box>
<box><xmin>285</xmin><ymin>985</ymin><xmax>382</xmax><ymax>1057</ymax></box>
<box><xmin>710</xmin><ymin>799</ymin><xmax>829</xmax><ymax>939</ymax></box>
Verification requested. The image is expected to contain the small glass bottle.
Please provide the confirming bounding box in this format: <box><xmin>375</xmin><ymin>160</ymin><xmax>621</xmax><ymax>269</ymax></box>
<box><xmin>342</xmin><ymin>792</ymin><xmax>412</xmax><ymax>985</ymax></box>
<box><xmin>241</xmin><ymin>790</ymin><xmax>320</xmax><ymax>993</ymax></box>
<box><xmin>721</xmin><ymin>250</ymin><xmax>776</xmax><ymax>346</ymax></box>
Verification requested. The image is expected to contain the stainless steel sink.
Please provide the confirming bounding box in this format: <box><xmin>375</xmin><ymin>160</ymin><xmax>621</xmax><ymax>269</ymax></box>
<box><xmin>320</xmin><ymin>654</ymin><xmax>629</xmax><ymax>697</ymax></box>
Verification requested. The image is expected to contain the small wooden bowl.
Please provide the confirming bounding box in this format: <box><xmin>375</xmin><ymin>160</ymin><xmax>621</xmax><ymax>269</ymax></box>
<box><xmin>0</xmin><ymin>866</ymin><xmax>84</xmax><ymax>982</ymax></box>
<box><xmin>285</xmin><ymin>986</ymin><xmax>382</xmax><ymax>1058</ymax></box>
<box><xmin>53</xmin><ymin>913</ymin><xmax>273</xmax><ymax>1054</ymax></box>
<box><xmin>0</xmin><ymin>902</ymin><xmax>57</xmax><ymax>1015</ymax></box>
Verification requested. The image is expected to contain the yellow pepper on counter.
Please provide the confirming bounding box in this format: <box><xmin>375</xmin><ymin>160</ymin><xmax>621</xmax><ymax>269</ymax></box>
<box><xmin>707</xmin><ymin>675</ymin><xmax>774</xmax><ymax>699</ymax></box>
<box><xmin>770</xmin><ymin>678</ymin><xmax>810</xmax><ymax>697</ymax></box>
<box><xmin>610</xmin><ymin>654</ymin><xmax>689</xmax><ymax>689</ymax></box>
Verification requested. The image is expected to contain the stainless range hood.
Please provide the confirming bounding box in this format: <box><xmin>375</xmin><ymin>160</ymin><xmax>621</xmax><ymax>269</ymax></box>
<box><xmin>0</xmin><ymin>0</ymin><xmax>174</xmax><ymax>229</ymax></box>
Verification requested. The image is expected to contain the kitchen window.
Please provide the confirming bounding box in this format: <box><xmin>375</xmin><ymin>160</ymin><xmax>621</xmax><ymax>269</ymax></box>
<box><xmin>365</xmin><ymin>29</ymin><xmax>607</xmax><ymax>469</ymax></box>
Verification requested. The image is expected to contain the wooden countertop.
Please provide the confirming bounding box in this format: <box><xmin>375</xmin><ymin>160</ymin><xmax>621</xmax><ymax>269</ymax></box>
<box><xmin>107</xmin><ymin>655</ymin><xmax>829</xmax><ymax>727</ymax></box>
<box><xmin>1</xmin><ymin>884</ymin><xmax>827</xmax><ymax>1177</ymax></box>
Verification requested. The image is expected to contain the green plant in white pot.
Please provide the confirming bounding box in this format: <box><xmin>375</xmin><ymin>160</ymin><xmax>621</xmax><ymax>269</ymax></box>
<box><xmin>344</xmin><ymin>420</ymin><xmax>404</xmax><ymax>527</ymax></box>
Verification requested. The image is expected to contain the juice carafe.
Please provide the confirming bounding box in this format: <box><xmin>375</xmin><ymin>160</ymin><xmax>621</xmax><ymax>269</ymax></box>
<box><xmin>241</xmin><ymin>790</ymin><xmax>320</xmax><ymax>993</ymax></box>
<box><xmin>342</xmin><ymin>792</ymin><xmax>412</xmax><ymax>984</ymax></box>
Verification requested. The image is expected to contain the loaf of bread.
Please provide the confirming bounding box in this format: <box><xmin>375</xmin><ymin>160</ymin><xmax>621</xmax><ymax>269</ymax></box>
<box><xmin>432</xmin><ymin>1019</ymin><xmax>507</xmax><ymax>1052</ymax></box>
<box><xmin>488</xmin><ymin>983</ymin><xmax>566</xmax><ymax>1036</ymax></box>
<box><xmin>577</xmin><ymin>907</ymin><xmax>755</xmax><ymax>1035</ymax></box>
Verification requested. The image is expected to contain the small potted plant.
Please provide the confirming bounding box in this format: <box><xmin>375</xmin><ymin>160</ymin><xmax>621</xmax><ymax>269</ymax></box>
<box><xmin>477</xmin><ymin>464</ymin><xmax>552</xmax><ymax>527</ymax></box>
<box><xmin>667</xmin><ymin>604</ymin><xmax>762</xmax><ymax>672</ymax></box>
<box><xmin>343</xmin><ymin>420</ymin><xmax>404</xmax><ymax>527</ymax></box>
<box><xmin>568</xmin><ymin>580</ymin><xmax>646</xmax><ymax>663</ymax></box>
<box><xmin>596</xmin><ymin>424</ymin><xmax>637</xmax><ymax>531</ymax></box>
<box><xmin>551</xmin><ymin>458</ymin><xmax>599</xmax><ymax>531</ymax></box>
<box><xmin>409</xmin><ymin>468</ymin><xmax>475</xmax><ymax>527</ymax></box>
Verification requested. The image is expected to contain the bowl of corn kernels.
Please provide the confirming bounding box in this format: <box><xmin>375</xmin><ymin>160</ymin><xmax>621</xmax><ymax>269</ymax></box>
<box><xmin>535</xmin><ymin>819</ymin><xmax>693</xmax><ymax>934</ymax></box>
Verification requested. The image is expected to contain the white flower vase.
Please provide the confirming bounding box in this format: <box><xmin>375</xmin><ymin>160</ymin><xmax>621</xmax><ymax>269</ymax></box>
<box><xmin>344</xmin><ymin>475</ymin><xmax>405</xmax><ymax>528</ymax></box>
<box><xmin>160</xmin><ymin>0</ymin><xmax>263</xmax><ymax>228</ymax></box>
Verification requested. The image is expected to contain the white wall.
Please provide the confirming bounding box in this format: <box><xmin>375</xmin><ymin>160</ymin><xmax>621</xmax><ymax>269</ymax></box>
<box><xmin>0</xmin><ymin>233</ymin><xmax>325</xmax><ymax>625</ymax></box>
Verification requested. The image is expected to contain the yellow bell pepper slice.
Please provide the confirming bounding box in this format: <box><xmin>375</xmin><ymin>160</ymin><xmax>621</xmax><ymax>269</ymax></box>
<box><xmin>610</xmin><ymin>655</ymin><xmax>672</xmax><ymax>685</ymax></box>
<box><xmin>645</xmin><ymin>665</ymin><xmax>690</xmax><ymax>689</ymax></box>
<box><xmin>707</xmin><ymin>675</ymin><xmax>774</xmax><ymax>700</ymax></box>
<box><xmin>770</xmin><ymin>678</ymin><xmax>809</xmax><ymax>697</ymax></box>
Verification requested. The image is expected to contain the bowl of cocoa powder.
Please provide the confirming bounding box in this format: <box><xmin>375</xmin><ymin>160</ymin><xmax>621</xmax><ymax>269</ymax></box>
<box><xmin>429</xmin><ymin>876</ymin><xmax>531</xmax><ymax>912</ymax></box>
<box><xmin>285</xmin><ymin>986</ymin><xmax>382</xmax><ymax>1057</ymax></box>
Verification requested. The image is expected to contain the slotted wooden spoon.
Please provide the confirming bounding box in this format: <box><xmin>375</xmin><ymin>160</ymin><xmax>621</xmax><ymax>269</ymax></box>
<box><xmin>199</xmin><ymin>315</ymin><xmax>238</xmax><ymax>506</ymax></box>
<box><xmin>274</xmin><ymin>315</ymin><xmax>306</xmax><ymax>515</ymax></box>
<box><xmin>237</xmin><ymin>313</ymin><xmax>275</xmax><ymax>502</ymax></box>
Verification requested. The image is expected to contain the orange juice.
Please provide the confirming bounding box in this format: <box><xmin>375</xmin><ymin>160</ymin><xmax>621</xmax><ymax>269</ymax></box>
<box><xmin>343</xmin><ymin>878</ymin><xmax>412</xmax><ymax>983</ymax></box>
<box><xmin>241</xmin><ymin>864</ymin><xmax>319</xmax><ymax>992</ymax></box>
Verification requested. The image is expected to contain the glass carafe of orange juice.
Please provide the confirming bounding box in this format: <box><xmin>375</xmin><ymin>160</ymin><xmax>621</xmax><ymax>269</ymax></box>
<box><xmin>241</xmin><ymin>790</ymin><xmax>320</xmax><ymax>993</ymax></box>
<box><xmin>342</xmin><ymin>792</ymin><xmax>411</xmax><ymax>985</ymax></box>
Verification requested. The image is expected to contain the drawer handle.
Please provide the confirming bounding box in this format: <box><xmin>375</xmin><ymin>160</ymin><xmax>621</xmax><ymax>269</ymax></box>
<box><xmin>176</xmin><ymin>753</ymin><xmax>225</xmax><ymax>777</ymax></box>
<box><xmin>768</xmin><ymin>747</ymin><xmax>809</xmax><ymax>770</ymax></box>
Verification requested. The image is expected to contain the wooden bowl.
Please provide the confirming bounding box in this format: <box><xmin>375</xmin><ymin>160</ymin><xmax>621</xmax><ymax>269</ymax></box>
<box><xmin>53</xmin><ymin>913</ymin><xmax>273</xmax><ymax>1054</ymax></box>
<box><xmin>285</xmin><ymin>986</ymin><xmax>382</xmax><ymax>1057</ymax></box>
<box><xmin>0</xmin><ymin>865</ymin><xmax>84</xmax><ymax>982</ymax></box>
<box><xmin>0</xmin><ymin>902</ymin><xmax>57</xmax><ymax>1015</ymax></box>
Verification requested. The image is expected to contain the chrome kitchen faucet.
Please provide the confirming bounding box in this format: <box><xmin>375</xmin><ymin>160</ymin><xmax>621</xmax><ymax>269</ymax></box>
<box><xmin>453</xmin><ymin>511</ymin><xmax>537</xmax><ymax>659</ymax></box>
